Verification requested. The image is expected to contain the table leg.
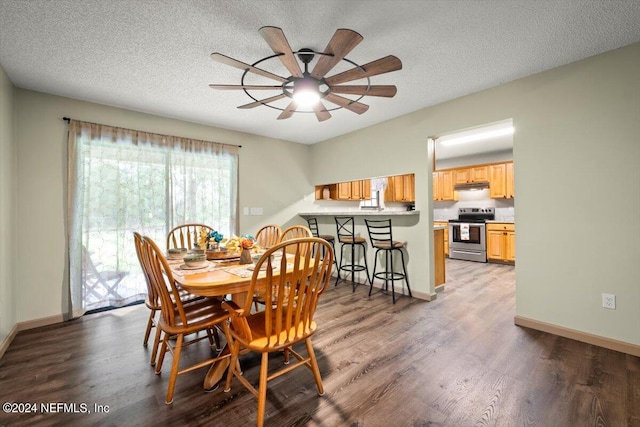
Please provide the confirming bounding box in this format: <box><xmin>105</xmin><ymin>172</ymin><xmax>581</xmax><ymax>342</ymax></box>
<box><xmin>204</xmin><ymin>345</ymin><xmax>230</xmax><ymax>390</ymax></box>
<box><xmin>203</xmin><ymin>292</ymin><xmax>249</xmax><ymax>390</ymax></box>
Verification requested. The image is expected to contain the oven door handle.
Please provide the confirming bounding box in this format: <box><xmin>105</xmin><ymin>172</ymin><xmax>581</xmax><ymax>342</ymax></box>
<box><xmin>450</xmin><ymin>249</ymin><xmax>482</xmax><ymax>255</ymax></box>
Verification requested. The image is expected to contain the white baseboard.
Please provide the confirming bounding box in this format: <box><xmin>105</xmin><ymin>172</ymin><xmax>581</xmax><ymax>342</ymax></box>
<box><xmin>514</xmin><ymin>315</ymin><xmax>640</xmax><ymax>357</ymax></box>
<box><xmin>0</xmin><ymin>324</ymin><xmax>18</xmax><ymax>360</ymax></box>
<box><xmin>17</xmin><ymin>314</ymin><xmax>65</xmax><ymax>332</ymax></box>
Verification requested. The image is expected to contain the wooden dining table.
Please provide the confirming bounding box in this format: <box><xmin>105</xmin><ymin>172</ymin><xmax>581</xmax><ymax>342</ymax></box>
<box><xmin>172</xmin><ymin>255</ymin><xmax>287</xmax><ymax>390</ymax></box>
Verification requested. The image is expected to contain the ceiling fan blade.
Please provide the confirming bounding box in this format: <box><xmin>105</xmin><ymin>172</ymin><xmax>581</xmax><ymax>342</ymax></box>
<box><xmin>237</xmin><ymin>94</ymin><xmax>287</xmax><ymax>109</ymax></box>
<box><xmin>324</xmin><ymin>93</ymin><xmax>369</xmax><ymax>115</ymax></box>
<box><xmin>277</xmin><ymin>101</ymin><xmax>298</xmax><ymax>120</ymax></box>
<box><xmin>210</xmin><ymin>53</ymin><xmax>286</xmax><ymax>83</ymax></box>
<box><xmin>330</xmin><ymin>85</ymin><xmax>397</xmax><ymax>97</ymax></box>
<box><xmin>310</xmin><ymin>29</ymin><xmax>363</xmax><ymax>80</ymax></box>
<box><xmin>325</xmin><ymin>55</ymin><xmax>402</xmax><ymax>86</ymax></box>
<box><xmin>259</xmin><ymin>26</ymin><xmax>303</xmax><ymax>78</ymax></box>
<box><xmin>209</xmin><ymin>84</ymin><xmax>282</xmax><ymax>90</ymax></box>
<box><xmin>313</xmin><ymin>101</ymin><xmax>331</xmax><ymax>122</ymax></box>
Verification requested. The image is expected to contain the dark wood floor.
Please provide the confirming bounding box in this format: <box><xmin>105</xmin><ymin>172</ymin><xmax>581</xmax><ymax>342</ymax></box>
<box><xmin>1</xmin><ymin>259</ymin><xmax>639</xmax><ymax>427</ymax></box>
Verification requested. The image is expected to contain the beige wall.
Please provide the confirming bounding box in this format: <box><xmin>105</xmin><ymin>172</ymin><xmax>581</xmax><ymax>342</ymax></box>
<box><xmin>5</xmin><ymin>42</ymin><xmax>639</xmax><ymax>348</ymax></box>
<box><xmin>312</xmin><ymin>42</ymin><xmax>640</xmax><ymax>345</ymax></box>
<box><xmin>13</xmin><ymin>90</ymin><xmax>314</xmax><ymax>323</ymax></box>
<box><xmin>0</xmin><ymin>65</ymin><xmax>17</xmax><ymax>346</ymax></box>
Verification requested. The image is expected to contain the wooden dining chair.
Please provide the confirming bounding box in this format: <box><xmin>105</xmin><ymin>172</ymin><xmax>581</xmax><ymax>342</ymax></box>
<box><xmin>255</xmin><ymin>224</ymin><xmax>282</xmax><ymax>249</ymax></box>
<box><xmin>139</xmin><ymin>235</ymin><xmax>232</xmax><ymax>404</ymax></box>
<box><xmin>279</xmin><ymin>224</ymin><xmax>313</xmax><ymax>242</ymax></box>
<box><xmin>134</xmin><ymin>232</ymin><xmax>219</xmax><ymax>366</ymax></box>
<box><xmin>222</xmin><ymin>237</ymin><xmax>334</xmax><ymax>427</ymax></box>
<box><xmin>166</xmin><ymin>223</ymin><xmax>213</xmax><ymax>250</ymax></box>
<box><xmin>253</xmin><ymin>224</ymin><xmax>312</xmax><ymax>311</ymax></box>
<box><xmin>133</xmin><ymin>232</ymin><xmax>163</xmax><ymax>365</ymax></box>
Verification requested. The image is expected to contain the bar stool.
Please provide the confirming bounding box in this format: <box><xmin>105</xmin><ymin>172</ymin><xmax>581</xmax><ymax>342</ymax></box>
<box><xmin>305</xmin><ymin>217</ymin><xmax>336</xmax><ymax>265</ymax></box>
<box><xmin>365</xmin><ymin>219</ymin><xmax>411</xmax><ymax>304</ymax></box>
<box><xmin>334</xmin><ymin>216</ymin><xmax>371</xmax><ymax>291</ymax></box>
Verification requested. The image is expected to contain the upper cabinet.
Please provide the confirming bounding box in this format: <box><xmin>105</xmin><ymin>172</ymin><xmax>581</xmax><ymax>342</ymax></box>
<box><xmin>489</xmin><ymin>161</ymin><xmax>514</xmax><ymax>199</ymax></box>
<box><xmin>350</xmin><ymin>179</ymin><xmax>371</xmax><ymax>200</ymax></box>
<box><xmin>453</xmin><ymin>165</ymin><xmax>489</xmax><ymax>185</ymax></box>
<box><xmin>385</xmin><ymin>174</ymin><xmax>415</xmax><ymax>202</ymax></box>
<box><xmin>434</xmin><ymin>161</ymin><xmax>514</xmax><ymax>200</ymax></box>
<box><xmin>329</xmin><ymin>179</ymin><xmax>371</xmax><ymax>201</ymax></box>
<box><xmin>315</xmin><ymin>174</ymin><xmax>414</xmax><ymax>202</ymax></box>
<box><xmin>433</xmin><ymin>170</ymin><xmax>457</xmax><ymax>201</ymax></box>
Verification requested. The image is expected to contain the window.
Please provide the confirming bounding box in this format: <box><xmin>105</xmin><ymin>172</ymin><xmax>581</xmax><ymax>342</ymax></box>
<box><xmin>360</xmin><ymin>189</ymin><xmax>381</xmax><ymax>209</ymax></box>
<box><xmin>67</xmin><ymin>120</ymin><xmax>238</xmax><ymax>314</ymax></box>
<box><xmin>360</xmin><ymin>177</ymin><xmax>386</xmax><ymax>210</ymax></box>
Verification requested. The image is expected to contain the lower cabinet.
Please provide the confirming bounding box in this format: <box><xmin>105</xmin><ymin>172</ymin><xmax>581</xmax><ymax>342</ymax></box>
<box><xmin>434</xmin><ymin>228</ymin><xmax>446</xmax><ymax>286</ymax></box>
<box><xmin>486</xmin><ymin>223</ymin><xmax>515</xmax><ymax>263</ymax></box>
<box><xmin>434</xmin><ymin>222</ymin><xmax>449</xmax><ymax>255</ymax></box>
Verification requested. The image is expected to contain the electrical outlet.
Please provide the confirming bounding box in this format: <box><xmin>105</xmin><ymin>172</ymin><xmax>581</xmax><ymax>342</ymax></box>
<box><xmin>602</xmin><ymin>293</ymin><xmax>616</xmax><ymax>310</ymax></box>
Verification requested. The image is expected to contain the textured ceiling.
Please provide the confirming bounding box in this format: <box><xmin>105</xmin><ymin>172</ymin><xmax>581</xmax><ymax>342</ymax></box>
<box><xmin>1</xmin><ymin>0</ymin><xmax>639</xmax><ymax>144</ymax></box>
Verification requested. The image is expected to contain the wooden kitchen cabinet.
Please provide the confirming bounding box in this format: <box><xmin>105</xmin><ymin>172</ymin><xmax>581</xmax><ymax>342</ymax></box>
<box><xmin>385</xmin><ymin>174</ymin><xmax>415</xmax><ymax>202</ymax></box>
<box><xmin>453</xmin><ymin>165</ymin><xmax>489</xmax><ymax>185</ymax></box>
<box><xmin>505</xmin><ymin>162</ymin><xmax>514</xmax><ymax>198</ymax></box>
<box><xmin>433</xmin><ymin>170</ymin><xmax>457</xmax><ymax>201</ymax></box>
<box><xmin>470</xmin><ymin>165</ymin><xmax>489</xmax><ymax>182</ymax></box>
<box><xmin>453</xmin><ymin>168</ymin><xmax>470</xmax><ymax>185</ymax></box>
<box><xmin>351</xmin><ymin>179</ymin><xmax>371</xmax><ymax>200</ymax></box>
<box><xmin>328</xmin><ymin>179</ymin><xmax>371</xmax><ymax>200</ymax></box>
<box><xmin>434</xmin><ymin>221</ymin><xmax>449</xmax><ymax>255</ymax></box>
<box><xmin>489</xmin><ymin>162</ymin><xmax>514</xmax><ymax>199</ymax></box>
<box><xmin>486</xmin><ymin>223</ymin><xmax>515</xmax><ymax>263</ymax></box>
<box><xmin>434</xmin><ymin>228</ymin><xmax>446</xmax><ymax>286</ymax></box>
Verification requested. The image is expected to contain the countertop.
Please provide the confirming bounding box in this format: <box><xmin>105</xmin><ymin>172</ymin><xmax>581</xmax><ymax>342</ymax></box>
<box><xmin>434</xmin><ymin>219</ymin><xmax>515</xmax><ymax>224</ymax></box>
<box><xmin>300</xmin><ymin>210</ymin><xmax>420</xmax><ymax>217</ymax></box>
<box><xmin>433</xmin><ymin>226</ymin><xmax>447</xmax><ymax>230</ymax></box>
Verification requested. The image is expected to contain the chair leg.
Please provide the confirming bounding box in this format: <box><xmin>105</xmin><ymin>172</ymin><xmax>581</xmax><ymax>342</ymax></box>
<box><xmin>165</xmin><ymin>334</ymin><xmax>184</xmax><ymax>405</ymax></box>
<box><xmin>305</xmin><ymin>338</ymin><xmax>324</xmax><ymax>396</ymax></box>
<box><xmin>209</xmin><ymin>327</ymin><xmax>221</xmax><ymax>351</ymax></box>
<box><xmin>360</xmin><ymin>243</ymin><xmax>371</xmax><ymax>285</ymax></box>
<box><xmin>335</xmin><ymin>244</ymin><xmax>344</xmax><ymax>286</ymax></box>
<box><xmin>350</xmin><ymin>242</ymin><xmax>356</xmax><ymax>290</ymax></box>
<box><xmin>399</xmin><ymin>248</ymin><xmax>411</xmax><ymax>297</ymax></box>
<box><xmin>224</xmin><ymin>339</ymin><xmax>241</xmax><ymax>392</ymax></box>
<box><xmin>369</xmin><ymin>248</ymin><xmax>380</xmax><ymax>297</ymax></box>
<box><xmin>257</xmin><ymin>352</ymin><xmax>270</xmax><ymax>427</ymax></box>
<box><xmin>150</xmin><ymin>323</ymin><xmax>162</xmax><ymax>366</ymax></box>
<box><xmin>143</xmin><ymin>309</ymin><xmax>155</xmax><ymax>347</ymax></box>
<box><xmin>329</xmin><ymin>240</ymin><xmax>337</xmax><ymax>267</ymax></box>
<box><xmin>155</xmin><ymin>333</ymin><xmax>168</xmax><ymax>374</ymax></box>
<box><xmin>389</xmin><ymin>249</ymin><xmax>396</xmax><ymax>304</ymax></box>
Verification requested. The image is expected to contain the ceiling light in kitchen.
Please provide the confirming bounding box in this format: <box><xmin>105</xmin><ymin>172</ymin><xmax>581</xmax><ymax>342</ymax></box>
<box><xmin>439</xmin><ymin>122</ymin><xmax>514</xmax><ymax>146</ymax></box>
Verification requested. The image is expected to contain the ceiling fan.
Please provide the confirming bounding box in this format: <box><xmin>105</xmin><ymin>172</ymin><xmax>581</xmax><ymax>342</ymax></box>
<box><xmin>209</xmin><ymin>26</ymin><xmax>402</xmax><ymax>122</ymax></box>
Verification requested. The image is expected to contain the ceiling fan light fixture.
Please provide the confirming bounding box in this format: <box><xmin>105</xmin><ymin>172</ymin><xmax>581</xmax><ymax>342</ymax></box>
<box><xmin>209</xmin><ymin>27</ymin><xmax>402</xmax><ymax>121</ymax></box>
<box><xmin>292</xmin><ymin>78</ymin><xmax>321</xmax><ymax>108</ymax></box>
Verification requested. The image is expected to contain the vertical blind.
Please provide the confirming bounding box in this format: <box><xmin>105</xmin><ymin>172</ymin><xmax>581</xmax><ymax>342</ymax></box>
<box><xmin>67</xmin><ymin>120</ymin><xmax>238</xmax><ymax>315</ymax></box>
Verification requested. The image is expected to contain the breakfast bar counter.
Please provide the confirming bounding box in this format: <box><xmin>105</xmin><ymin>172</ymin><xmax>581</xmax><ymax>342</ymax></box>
<box><xmin>299</xmin><ymin>210</ymin><xmax>420</xmax><ymax>217</ymax></box>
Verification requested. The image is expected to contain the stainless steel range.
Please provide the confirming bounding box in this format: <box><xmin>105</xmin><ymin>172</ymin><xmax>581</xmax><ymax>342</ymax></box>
<box><xmin>448</xmin><ymin>207</ymin><xmax>495</xmax><ymax>262</ymax></box>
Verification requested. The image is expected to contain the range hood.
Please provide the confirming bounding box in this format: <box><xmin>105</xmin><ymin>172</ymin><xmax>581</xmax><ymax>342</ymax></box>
<box><xmin>454</xmin><ymin>181</ymin><xmax>490</xmax><ymax>191</ymax></box>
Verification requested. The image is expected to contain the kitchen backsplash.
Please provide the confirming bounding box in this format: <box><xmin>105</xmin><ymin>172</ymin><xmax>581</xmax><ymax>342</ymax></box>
<box><xmin>433</xmin><ymin>189</ymin><xmax>515</xmax><ymax>222</ymax></box>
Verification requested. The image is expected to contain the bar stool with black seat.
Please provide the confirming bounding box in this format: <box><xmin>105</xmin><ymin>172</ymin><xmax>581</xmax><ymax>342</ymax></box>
<box><xmin>306</xmin><ymin>217</ymin><xmax>336</xmax><ymax>265</ymax></box>
<box><xmin>334</xmin><ymin>216</ymin><xmax>371</xmax><ymax>290</ymax></box>
<box><xmin>365</xmin><ymin>218</ymin><xmax>412</xmax><ymax>304</ymax></box>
